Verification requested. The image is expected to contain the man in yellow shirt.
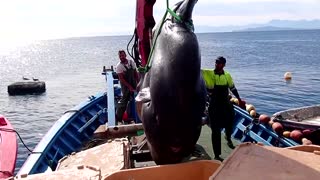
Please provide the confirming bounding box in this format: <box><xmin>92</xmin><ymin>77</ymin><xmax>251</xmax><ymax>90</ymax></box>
<box><xmin>202</xmin><ymin>56</ymin><xmax>245</xmax><ymax>161</ymax></box>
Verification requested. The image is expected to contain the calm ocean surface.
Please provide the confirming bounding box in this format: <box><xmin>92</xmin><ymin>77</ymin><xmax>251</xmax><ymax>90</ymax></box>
<box><xmin>1</xmin><ymin>30</ymin><xmax>320</xmax><ymax>173</ymax></box>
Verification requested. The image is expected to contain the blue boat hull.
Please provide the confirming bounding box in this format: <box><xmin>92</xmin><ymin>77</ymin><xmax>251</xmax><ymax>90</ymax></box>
<box><xmin>18</xmin><ymin>92</ymin><xmax>110</xmax><ymax>175</ymax></box>
<box><xmin>231</xmin><ymin>106</ymin><xmax>299</xmax><ymax>147</ymax></box>
<box><xmin>18</xmin><ymin>70</ymin><xmax>299</xmax><ymax>176</ymax></box>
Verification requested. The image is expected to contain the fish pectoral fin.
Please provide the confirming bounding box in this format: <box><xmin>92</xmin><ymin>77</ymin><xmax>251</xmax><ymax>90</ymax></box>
<box><xmin>135</xmin><ymin>87</ymin><xmax>151</xmax><ymax>103</ymax></box>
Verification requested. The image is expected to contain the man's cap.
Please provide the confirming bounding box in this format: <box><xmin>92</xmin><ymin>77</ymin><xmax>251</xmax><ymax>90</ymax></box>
<box><xmin>215</xmin><ymin>56</ymin><xmax>226</xmax><ymax>64</ymax></box>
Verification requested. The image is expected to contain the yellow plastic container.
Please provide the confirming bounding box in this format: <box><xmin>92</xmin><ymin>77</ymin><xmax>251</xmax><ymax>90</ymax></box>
<box><xmin>104</xmin><ymin>160</ymin><xmax>221</xmax><ymax>180</ymax></box>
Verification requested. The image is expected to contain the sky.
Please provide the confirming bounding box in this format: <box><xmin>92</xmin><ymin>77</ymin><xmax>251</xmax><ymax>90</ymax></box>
<box><xmin>0</xmin><ymin>0</ymin><xmax>320</xmax><ymax>43</ymax></box>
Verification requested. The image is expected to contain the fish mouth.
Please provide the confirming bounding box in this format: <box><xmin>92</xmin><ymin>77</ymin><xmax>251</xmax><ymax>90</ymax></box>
<box><xmin>170</xmin><ymin>146</ymin><xmax>182</xmax><ymax>153</ymax></box>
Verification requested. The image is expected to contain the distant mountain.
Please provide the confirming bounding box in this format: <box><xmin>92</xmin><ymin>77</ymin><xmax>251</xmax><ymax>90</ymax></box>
<box><xmin>266</xmin><ymin>19</ymin><xmax>320</xmax><ymax>29</ymax></box>
<box><xmin>234</xmin><ymin>26</ymin><xmax>301</xmax><ymax>32</ymax></box>
<box><xmin>196</xmin><ymin>19</ymin><xmax>320</xmax><ymax>33</ymax></box>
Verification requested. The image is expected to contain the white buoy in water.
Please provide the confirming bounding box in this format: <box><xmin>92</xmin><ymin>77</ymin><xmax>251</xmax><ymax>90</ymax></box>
<box><xmin>284</xmin><ymin>72</ymin><xmax>292</xmax><ymax>80</ymax></box>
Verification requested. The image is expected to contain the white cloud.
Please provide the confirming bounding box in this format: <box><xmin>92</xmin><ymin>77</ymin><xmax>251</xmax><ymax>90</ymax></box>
<box><xmin>0</xmin><ymin>0</ymin><xmax>319</xmax><ymax>41</ymax></box>
<box><xmin>200</xmin><ymin>0</ymin><xmax>318</xmax><ymax>3</ymax></box>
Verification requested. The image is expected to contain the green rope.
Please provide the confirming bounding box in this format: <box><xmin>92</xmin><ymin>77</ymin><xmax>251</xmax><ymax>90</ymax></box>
<box><xmin>138</xmin><ymin>0</ymin><xmax>194</xmax><ymax>73</ymax></box>
<box><xmin>167</xmin><ymin>8</ymin><xmax>182</xmax><ymax>23</ymax></box>
<box><xmin>167</xmin><ymin>8</ymin><xmax>194</xmax><ymax>31</ymax></box>
<box><xmin>138</xmin><ymin>9</ymin><xmax>168</xmax><ymax>73</ymax></box>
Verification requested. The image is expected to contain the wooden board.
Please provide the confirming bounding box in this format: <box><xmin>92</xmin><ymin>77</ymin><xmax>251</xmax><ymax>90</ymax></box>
<box><xmin>15</xmin><ymin>165</ymin><xmax>100</xmax><ymax>180</ymax></box>
<box><xmin>57</xmin><ymin>138</ymin><xmax>129</xmax><ymax>177</ymax></box>
<box><xmin>210</xmin><ymin>143</ymin><xmax>320</xmax><ymax>180</ymax></box>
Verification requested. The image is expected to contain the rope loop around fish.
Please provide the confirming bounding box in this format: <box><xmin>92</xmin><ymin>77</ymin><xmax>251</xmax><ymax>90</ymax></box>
<box><xmin>138</xmin><ymin>0</ymin><xmax>194</xmax><ymax>73</ymax></box>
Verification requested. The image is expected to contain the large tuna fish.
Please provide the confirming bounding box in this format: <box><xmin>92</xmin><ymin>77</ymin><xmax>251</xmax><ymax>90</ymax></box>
<box><xmin>136</xmin><ymin>0</ymin><xmax>206</xmax><ymax>164</ymax></box>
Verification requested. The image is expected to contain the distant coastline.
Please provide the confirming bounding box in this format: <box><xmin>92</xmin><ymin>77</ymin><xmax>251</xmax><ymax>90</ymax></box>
<box><xmin>194</xmin><ymin>28</ymin><xmax>320</xmax><ymax>35</ymax></box>
<box><xmin>196</xmin><ymin>19</ymin><xmax>320</xmax><ymax>34</ymax></box>
<box><xmin>232</xmin><ymin>26</ymin><xmax>320</xmax><ymax>32</ymax></box>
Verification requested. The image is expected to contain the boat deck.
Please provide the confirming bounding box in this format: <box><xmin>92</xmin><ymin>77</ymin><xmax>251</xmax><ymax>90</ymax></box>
<box><xmin>197</xmin><ymin>125</ymin><xmax>240</xmax><ymax>160</ymax></box>
<box><xmin>130</xmin><ymin>125</ymin><xmax>237</xmax><ymax>168</ymax></box>
<box><xmin>15</xmin><ymin>124</ymin><xmax>240</xmax><ymax>179</ymax></box>
<box><xmin>92</xmin><ymin>124</ymin><xmax>238</xmax><ymax>166</ymax></box>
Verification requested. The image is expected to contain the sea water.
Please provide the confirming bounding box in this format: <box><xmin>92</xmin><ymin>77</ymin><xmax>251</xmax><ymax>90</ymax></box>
<box><xmin>1</xmin><ymin>30</ymin><xmax>320</xmax><ymax>173</ymax></box>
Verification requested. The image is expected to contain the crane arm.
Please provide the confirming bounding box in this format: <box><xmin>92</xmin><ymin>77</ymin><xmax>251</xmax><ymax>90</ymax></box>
<box><xmin>135</xmin><ymin>0</ymin><xmax>156</xmax><ymax>67</ymax></box>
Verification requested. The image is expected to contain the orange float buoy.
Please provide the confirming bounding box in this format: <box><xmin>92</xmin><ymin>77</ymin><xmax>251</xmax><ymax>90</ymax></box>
<box><xmin>258</xmin><ymin>114</ymin><xmax>270</xmax><ymax>124</ymax></box>
<box><xmin>272</xmin><ymin>122</ymin><xmax>283</xmax><ymax>134</ymax></box>
<box><xmin>284</xmin><ymin>72</ymin><xmax>292</xmax><ymax>80</ymax></box>
<box><xmin>290</xmin><ymin>130</ymin><xmax>303</xmax><ymax>142</ymax></box>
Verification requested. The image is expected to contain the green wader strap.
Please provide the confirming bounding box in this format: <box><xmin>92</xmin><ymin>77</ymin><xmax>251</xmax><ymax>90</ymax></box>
<box><xmin>137</xmin><ymin>130</ymin><xmax>144</xmax><ymax>136</ymax></box>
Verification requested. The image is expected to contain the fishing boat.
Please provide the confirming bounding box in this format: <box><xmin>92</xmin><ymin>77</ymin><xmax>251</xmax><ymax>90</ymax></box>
<box><xmin>0</xmin><ymin>114</ymin><xmax>18</xmax><ymax>179</ymax></box>
<box><xmin>272</xmin><ymin>105</ymin><xmax>320</xmax><ymax>131</ymax></box>
<box><xmin>14</xmin><ymin>0</ymin><xmax>316</xmax><ymax>178</ymax></box>
<box><xmin>271</xmin><ymin>105</ymin><xmax>320</xmax><ymax>145</ymax></box>
<box><xmin>17</xmin><ymin>67</ymin><xmax>299</xmax><ymax>177</ymax></box>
